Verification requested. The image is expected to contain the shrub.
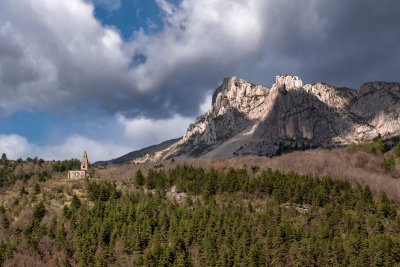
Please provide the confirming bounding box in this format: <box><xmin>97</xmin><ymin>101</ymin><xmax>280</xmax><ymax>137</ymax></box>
<box><xmin>33</xmin><ymin>202</ymin><xmax>46</xmax><ymax>222</ymax></box>
<box><xmin>366</xmin><ymin>139</ymin><xmax>385</xmax><ymax>154</ymax></box>
<box><xmin>52</xmin><ymin>159</ymin><xmax>80</xmax><ymax>172</ymax></box>
<box><xmin>395</xmin><ymin>141</ymin><xmax>400</xmax><ymax>157</ymax></box>
<box><xmin>354</xmin><ymin>153</ymin><xmax>369</xmax><ymax>168</ymax></box>
<box><xmin>346</xmin><ymin>139</ymin><xmax>385</xmax><ymax>154</ymax></box>
<box><xmin>1</xmin><ymin>214</ymin><xmax>10</xmax><ymax>229</ymax></box>
<box><xmin>19</xmin><ymin>186</ymin><xmax>28</xmax><ymax>197</ymax></box>
<box><xmin>34</xmin><ymin>184</ymin><xmax>41</xmax><ymax>194</ymax></box>
<box><xmin>134</xmin><ymin>169</ymin><xmax>145</xmax><ymax>187</ymax></box>
<box><xmin>382</xmin><ymin>154</ymin><xmax>396</xmax><ymax>171</ymax></box>
<box><xmin>251</xmin><ymin>165</ymin><xmax>260</xmax><ymax>174</ymax></box>
<box><xmin>38</xmin><ymin>171</ymin><xmax>51</xmax><ymax>182</ymax></box>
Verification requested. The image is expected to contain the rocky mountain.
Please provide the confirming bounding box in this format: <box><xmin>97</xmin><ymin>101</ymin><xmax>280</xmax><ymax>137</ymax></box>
<box><xmin>114</xmin><ymin>75</ymin><xmax>400</xmax><ymax>163</ymax></box>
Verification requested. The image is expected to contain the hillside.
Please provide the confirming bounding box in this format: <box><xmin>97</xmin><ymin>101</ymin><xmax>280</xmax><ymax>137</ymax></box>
<box><xmin>95</xmin><ymin>138</ymin><xmax>181</xmax><ymax>166</ymax></box>
<box><xmin>1</xmin><ymin>156</ymin><xmax>400</xmax><ymax>266</ymax></box>
<box><xmin>118</xmin><ymin>75</ymin><xmax>400</xmax><ymax>163</ymax></box>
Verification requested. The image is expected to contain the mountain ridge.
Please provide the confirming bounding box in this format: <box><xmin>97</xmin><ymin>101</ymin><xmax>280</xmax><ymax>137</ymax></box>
<box><xmin>95</xmin><ymin>137</ymin><xmax>181</xmax><ymax>165</ymax></box>
<box><xmin>101</xmin><ymin>75</ymin><xmax>400</xmax><ymax>163</ymax></box>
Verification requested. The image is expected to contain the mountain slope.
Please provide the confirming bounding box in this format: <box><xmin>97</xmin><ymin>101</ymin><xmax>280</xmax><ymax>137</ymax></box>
<box><xmin>166</xmin><ymin>75</ymin><xmax>400</xmax><ymax>159</ymax></box>
<box><xmin>95</xmin><ymin>137</ymin><xmax>181</xmax><ymax>165</ymax></box>
<box><xmin>107</xmin><ymin>75</ymin><xmax>400</xmax><ymax>163</ymax></box>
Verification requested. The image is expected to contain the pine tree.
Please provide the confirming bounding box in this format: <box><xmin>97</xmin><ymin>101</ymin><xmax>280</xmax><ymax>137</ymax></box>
<box><xmin>70</xmin><ymin>194</ymin><xmax>81</xmax><ymax>210</ymax></box>
<box><xmin>174</xmin><ymin>252</ymin><xmax>189</xmax><ymax>267</ymax></box>
<box><xmin>56</xmin><ymin>224</ymin><xmax>67</xmax><ymax>249</ymax></box>
<box><xmin>160</xmin><ymin>245</ymin><xmax>174</xmax><ymax>266</ymax></box>
<box><xmin>33</xmin><ymin>201</ymin><xmax>46</xmax><ymax>221</ymax></box>
<box><xmin>1</xmin><ymin>214</ymin><xmax>9</xmax><ymax>229</ymax></box>
<box><xmin>48</xmin><ymin>217</ymin><xmax>57</xmax><ymax>238</ymax></box>
<box><xmin>134</xmin><ymin>169</ymin><xmax>145</xmax><ymax>187</ymax></box>
<box><xmin>146</xmin><ymin>169</ymin><xmax>157</xmax><ymax>190</ymax></box>
<box><xmin>362</xmin><ymin>185</ymin><xmax>373</xmax><ymax>204</ymax></box>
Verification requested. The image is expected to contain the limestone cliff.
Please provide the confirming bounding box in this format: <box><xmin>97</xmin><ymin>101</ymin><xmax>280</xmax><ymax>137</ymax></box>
<box><xmin>135</xmin><ymin>75</ymin><xmax>400</xmax><ymax>162</ymax></box>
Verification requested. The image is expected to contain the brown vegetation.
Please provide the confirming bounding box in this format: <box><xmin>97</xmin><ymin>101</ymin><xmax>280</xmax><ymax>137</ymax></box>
<box><xmin>94</xmin><ymin>147</ymin><xmax>400</xmax><ymax>203</ymax></box>
<box><xmin>1</xmin><ymin>151</ymin><xmax>400</xmax><ymax>266</ymax></box>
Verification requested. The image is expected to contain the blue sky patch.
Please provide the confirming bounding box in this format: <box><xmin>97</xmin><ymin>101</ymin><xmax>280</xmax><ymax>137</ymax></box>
<box><xmin>93</xmin><ymin>0</ymin><xmax>164</xmax><ymax>40</ymax></box>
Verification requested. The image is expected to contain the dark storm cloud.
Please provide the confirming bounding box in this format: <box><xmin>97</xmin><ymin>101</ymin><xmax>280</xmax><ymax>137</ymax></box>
<box><xmin>249</xmin><ymin>0</ymin><xmax>400</xmax><ymax>88</ymax></box>
<box><xmin>296</xmin><ymin>0</ymin><xmax>400</xmax><ymax>86</ymax></box>
<box><xmin>0</xmin><ymin>0</ymin><xmax>399</xmax><ymax>120</ymax></box>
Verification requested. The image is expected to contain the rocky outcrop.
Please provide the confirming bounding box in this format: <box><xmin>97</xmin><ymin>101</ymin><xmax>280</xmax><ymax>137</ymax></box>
<box><xmin>176</xmin><ymin>77</ymin><xmax>270</xmax><ymax>156</ymax></box>
<box><xmin>174</xmin><ymin>75</ymin><xmax>400</xmax><ymax>158</ymax></box>
<box><xmin>130</xmin><ymin>75</ymin><xmax>400</xmax><ymax>162</ymax></box>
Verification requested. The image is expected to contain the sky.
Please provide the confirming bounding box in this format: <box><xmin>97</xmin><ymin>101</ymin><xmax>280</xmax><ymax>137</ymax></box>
<box><xmin>0</xmin><ymin>0</ymin><xmax>399</xmax><ymax>162</ymax></box>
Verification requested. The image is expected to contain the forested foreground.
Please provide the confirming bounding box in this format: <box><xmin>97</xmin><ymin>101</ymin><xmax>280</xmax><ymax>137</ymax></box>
<box><xmin>1</xmin><ymin>165</ymin><xmax>400</xmax><ymax>266</ymax></box>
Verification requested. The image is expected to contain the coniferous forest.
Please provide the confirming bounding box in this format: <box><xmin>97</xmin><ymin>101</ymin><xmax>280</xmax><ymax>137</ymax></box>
<box><xmin>1</xmin><ymin>157</ymin><xmax>400</xmax><ymax>266</ymax></box>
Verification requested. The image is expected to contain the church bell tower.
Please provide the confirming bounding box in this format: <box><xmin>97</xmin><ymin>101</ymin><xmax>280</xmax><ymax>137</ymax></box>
<box><xmin>81</xmin><ymin>150</ymin><xmax>88</xmax><ymax>171</ymax></box>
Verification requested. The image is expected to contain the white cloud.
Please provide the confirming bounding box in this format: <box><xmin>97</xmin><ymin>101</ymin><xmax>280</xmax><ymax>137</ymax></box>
<box><xmin>199</xmin><ymin>92</ymin><xmax>212</xmax><ymax>114</ymax></box>
<box><xmin>0</xmin><ymin>134</ymin><xmax>33</xmax><ymax>160</ymax></box>
<box><xmin>118</xmin><ymin>114</ymin><xmax>193</xmax><ymax>148</ymax></box>
<box><xmin>128</xmin><ymin>0</ymin><xmax>266</xmax><ymax>91</ymax></box>
<box><xmin>0</xmin><ymin>0</ymin><xmax>131</xmax><ymax>115</ymax></box>
<box><xmin>0</xmin><ymin>134</ymin><xmax>130</xmax><ymax>162</ymax></box>
<box><xmin>0</xmin><ymin>0</ymin><xmax>271</xmax><ymax>117</ymax></box>
<box><xmin>0</xmin><ymin>110</ymin><xmax>197</xmax><ymax>161</ymax></box>
<box><xmin>39</xmin><ymin>136</ymin><xmax>130</xmax><ymax>162</ymax></box>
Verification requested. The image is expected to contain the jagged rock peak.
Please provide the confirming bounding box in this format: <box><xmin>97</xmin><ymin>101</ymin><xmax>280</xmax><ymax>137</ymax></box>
<box><xmin>213</xmin><ymin>76</ymin><xmax>253</xmax><ymax>103</ymax></box>
<box><xmin>275</xmin><ymin>75</ymin><xmax>303</xmax><ymax>89</ymax></box>
<box><xmin>212</xmin><ymin>76</ymin><xmax>269</xmax><ymax>106</ymax></box>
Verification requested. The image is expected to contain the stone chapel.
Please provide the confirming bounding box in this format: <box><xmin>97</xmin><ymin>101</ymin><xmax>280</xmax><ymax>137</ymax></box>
<box><xmin>67</xmin><ymin>150</ymin><xmax>89</xmax><ymax>179</ymax></box>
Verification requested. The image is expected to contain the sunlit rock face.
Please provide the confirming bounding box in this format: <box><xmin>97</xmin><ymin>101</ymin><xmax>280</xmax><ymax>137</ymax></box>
<box><xmin>145</xmin><ymin>75</ymin><xmax>400</xmax><ymax>161</ymax></box>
